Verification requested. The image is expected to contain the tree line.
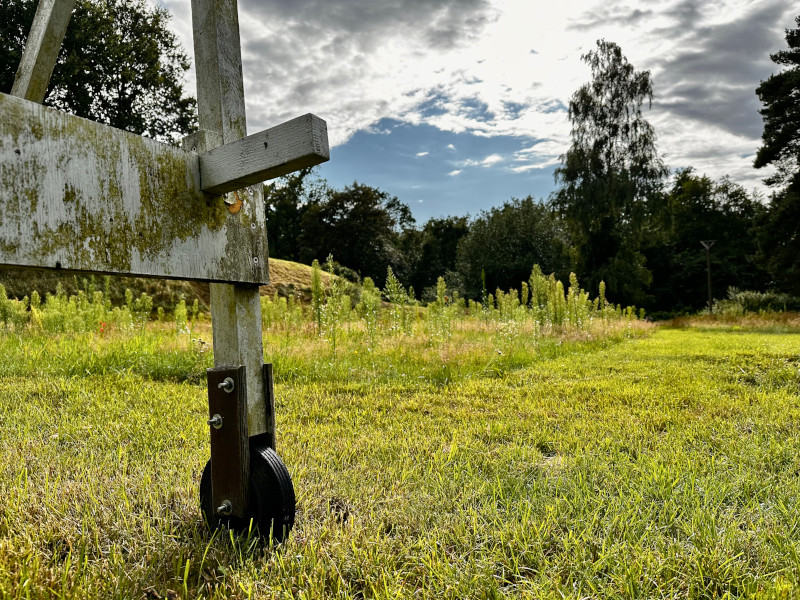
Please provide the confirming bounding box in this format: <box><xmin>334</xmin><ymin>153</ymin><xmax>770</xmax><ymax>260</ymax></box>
<box><xmin>265</xmin><ymin>23</ymin><xmax>800</xmax><ymax>315</ymax></box>
<box><xmin>262</xmin><ymin>167</ymin><xmax>769</xmax><ymax>315</ymax></box>
<box><xmin>2</xmin><ymin>1</ymin><xmax>798</xmax><ymax>315</ymax></box>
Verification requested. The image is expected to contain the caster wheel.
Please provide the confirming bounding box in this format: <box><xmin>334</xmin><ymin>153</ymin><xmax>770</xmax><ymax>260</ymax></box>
<box><xmin>200</xmin><ymin>445</ymin><xmax>295</xmax><ymax>542</ymax></box>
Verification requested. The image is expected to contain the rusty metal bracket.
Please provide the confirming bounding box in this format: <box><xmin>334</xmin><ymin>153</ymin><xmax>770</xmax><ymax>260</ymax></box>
<box><xmin>207</xmin><ymin>365</ymin><xmax>250</xmax><ymax>518</ymax></box>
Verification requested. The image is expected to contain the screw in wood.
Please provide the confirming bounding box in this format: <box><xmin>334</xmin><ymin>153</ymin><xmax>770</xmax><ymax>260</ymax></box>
<box><xmin>207</xmin><ymin>414</ymin><xmax>223</xmax><ymax>429</ymax></box>
<box><xmin>217</xmin><ymin>500</ymin><xmax>232</xmax><ymax>515</ymax></box>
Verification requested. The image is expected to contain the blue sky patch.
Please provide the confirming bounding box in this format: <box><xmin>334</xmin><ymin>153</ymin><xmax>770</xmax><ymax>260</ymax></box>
<box><xmin>317</xmin><ymin>119</ymin><xmax>558</xmax><ymax>223</ymax></box>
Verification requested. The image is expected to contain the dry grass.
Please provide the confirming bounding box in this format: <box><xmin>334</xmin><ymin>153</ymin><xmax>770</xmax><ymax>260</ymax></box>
<box><xmin>666</xmin><ymin>311</ymin><xmax>800</xmax><ymax>331</ymax></box>
<box><xmin>260</xmin><ymin>259</ymin><xmax>335</xmax><ymax>299</ymax></box>
<box><xmin>2</xmin><ymin>320</ymin><xmax>800</xmax><ymax>597</ymax></box>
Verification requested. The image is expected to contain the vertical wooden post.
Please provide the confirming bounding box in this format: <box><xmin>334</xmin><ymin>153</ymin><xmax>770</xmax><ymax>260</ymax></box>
<box><xmin>11</xmin><ymin>0</ymin><xmax>76</xmax><ymax>104</ymax></box>
<box><xmin>190</xmin><ymin>0</ymin><xmax>272</xmax><ymax>443</ymax></box>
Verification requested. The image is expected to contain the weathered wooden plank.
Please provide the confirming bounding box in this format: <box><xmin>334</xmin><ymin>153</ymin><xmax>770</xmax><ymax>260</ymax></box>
<box><xmin>11</xmin><ymin>0</ymin><xmax>76</xmax><ymax>104</ymax></box>
<box><xmin>208</xmin><ymin>281</ymin><xmax>267</xmax><ymax>439</ymax></box>
<box><xmin>0</xmin><ymin>91</ymin><xmax>269</xmax><ymax>284</ymax></box>
<box><xmin>190</xmin><ymin>0</ymin><xmax>247</xmax><ymax>145</ymax></box>
<box><xmin>191</xmin><ymin>0</ymin><xmax>271</xmax><ymax>441</ymax></box>
<box><xmin>200</xmin><ymin>113</ymin><xmax>329</xmax><ymax>195</ymax></box>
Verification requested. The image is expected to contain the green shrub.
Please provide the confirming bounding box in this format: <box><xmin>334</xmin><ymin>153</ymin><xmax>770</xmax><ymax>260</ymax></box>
<box><xmin>716</xmin><ymin>287</ymin><xmax>800</xmax><ymax>315</ymax></box>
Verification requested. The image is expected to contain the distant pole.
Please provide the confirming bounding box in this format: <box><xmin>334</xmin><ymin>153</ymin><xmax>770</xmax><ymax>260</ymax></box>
<box><xmin>700</xmin><ymin>240</ymin><xmax>716</xmax><ymax>313</ymax></box>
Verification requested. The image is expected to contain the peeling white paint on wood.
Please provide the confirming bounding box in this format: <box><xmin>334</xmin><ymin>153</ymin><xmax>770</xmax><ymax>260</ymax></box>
<box><xmin>0</xmin><ymin>91</ymin><xmax>269</xmax><ymax>284</ymax></box>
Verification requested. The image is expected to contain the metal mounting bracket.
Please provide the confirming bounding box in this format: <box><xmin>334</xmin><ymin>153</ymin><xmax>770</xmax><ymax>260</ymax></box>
<box><xmin>207</xmin><ymin>365</ymin><xmax>250</xmax><ymax>518</ymax></box>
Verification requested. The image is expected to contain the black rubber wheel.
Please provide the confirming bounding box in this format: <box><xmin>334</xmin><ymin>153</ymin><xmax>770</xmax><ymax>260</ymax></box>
<box><xmin>200</xmin><ymin>445</ymin><xmax>295</xmax><ymax>542</ymax></box>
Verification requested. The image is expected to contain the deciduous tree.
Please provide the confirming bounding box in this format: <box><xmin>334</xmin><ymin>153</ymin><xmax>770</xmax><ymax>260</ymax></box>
<box><xmin>401</xmin><ymin>216</ymin><xmax>469</xmax><ymax>297</ymax></box>
<box><xmin>554</xmin><ymin>40</ymin><xmax>667</xmax><ymax>306</ymax></box>
<box><xmin>0</xmin><ymin>0</ymin><xmax>196</xmax><ymax>142</ymax></box>
<box><xmin>455</xmin><ymin>197</ymin><xmax>569</xmax><ymax>299</ymax></box>
<box><xmin>298</xmin><ymin>183</ymin><xmax>415</xmax><ymax>285</ymax></box>
<box><xmin>264</xmin><ymin>168</ymin><xmax>327</xmax><ymax>262</ymax></box>
<box><xmin>644</xmin><ymin>169</ymin><xmax>768</xmax><ymax>313</ymax></box>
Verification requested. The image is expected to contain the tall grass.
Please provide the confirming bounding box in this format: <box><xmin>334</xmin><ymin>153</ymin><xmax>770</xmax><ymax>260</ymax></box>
<box><xmin>2</xmin><ymin>316</ymin><xmax>800</xmax><ymax>597</ymax></box>
<box><xmin>0</xmin><ymin>279</ymin><xmax>190</xmax><ymax>335</ymax></box>
<box><xmin>254</xmin><ymin>264</ymin><xmax>648</xmax><ymax>387</ymax></box>
<box><xmin>5</xmin><ymin>264</ymin><xmax>800</xmax><ymax>597</ymax></box>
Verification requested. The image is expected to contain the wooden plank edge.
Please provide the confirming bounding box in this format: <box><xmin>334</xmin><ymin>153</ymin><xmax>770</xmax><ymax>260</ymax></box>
<box><xmin>199</xmin><ymin>113</ymin><xmax>329</xmax><ymax>195</ymax></box>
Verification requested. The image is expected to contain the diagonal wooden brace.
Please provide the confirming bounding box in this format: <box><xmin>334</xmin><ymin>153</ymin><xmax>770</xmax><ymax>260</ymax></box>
<box><xmin>11</xmin><ymin>0</ymin><xmax>76</xmax><ymax>103</ymax></box>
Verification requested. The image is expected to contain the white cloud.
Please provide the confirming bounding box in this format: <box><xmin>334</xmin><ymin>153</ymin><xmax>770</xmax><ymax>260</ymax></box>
<box><xmin>416</xmin><ymin>151</ymin><xmax>429</xmax><ymax>157</ymax></box>
<box><xmin>448</xmin><ymin>169</ymin><xmax>463</xmax><ymax>176</ymax></box>
<box><xmin>153</xmin><ymin>0</ymin><xmax>792</xmax><ymax>197</ymax></box>
<box><xmin>511</xmin><ymin>140</ymin><xmax>567</xmax><ymax>172</ymax></box>
<box><xmin>455</xmin><ymin>154</ymin><xmax>506</xmax><ymax>171</ymax></box>
<box><xmin>481</xmin><ymin>154</ymin><xmax>503</xmax><ymax>166</ymax></box>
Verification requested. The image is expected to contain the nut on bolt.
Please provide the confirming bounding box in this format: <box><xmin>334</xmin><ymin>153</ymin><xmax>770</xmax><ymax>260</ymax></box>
<box><xmin>217</xmin><ymin>377</ymin><xmax>235</xmax><ymax>393</ymax></box>
<box><xmin>217</xmin><ymin>499</ymin><xmax>232</xmax><ymax>515</ymax></box>
<box><xmin>207</xmin><ymin>414</ymin><xmax>223</xmax><ymax>429</ymax></box>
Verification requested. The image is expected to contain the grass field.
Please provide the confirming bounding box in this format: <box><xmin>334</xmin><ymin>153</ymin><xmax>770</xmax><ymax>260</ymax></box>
<box><xmin>1</xmin><ymin>316</ymin><xmax>800</xmax><ymax>598</ymax></box>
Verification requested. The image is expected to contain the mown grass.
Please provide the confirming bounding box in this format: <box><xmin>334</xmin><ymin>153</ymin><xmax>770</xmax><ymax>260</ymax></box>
<box><xmin>1</xmin><ymin>321</ymin><xmax>800</xmax><ymax>598</ymax></box>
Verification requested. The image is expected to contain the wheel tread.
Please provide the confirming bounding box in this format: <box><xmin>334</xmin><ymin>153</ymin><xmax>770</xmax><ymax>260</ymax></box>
<box><xmin>200</xmin><ymin>445</ymin><xmax>295</xmax><ymax>541</ymax></box>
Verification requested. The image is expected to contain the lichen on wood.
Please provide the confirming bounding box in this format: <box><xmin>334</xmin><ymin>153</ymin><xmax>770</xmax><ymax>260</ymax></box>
<box><xmin>0</xmin><ymin>92</ymin><xmax>269</xmax><ymax>284</ymax></box>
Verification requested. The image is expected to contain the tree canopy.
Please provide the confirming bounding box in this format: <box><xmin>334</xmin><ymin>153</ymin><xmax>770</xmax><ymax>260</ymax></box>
<box><xmin>400</xmin><ymin>216</ymin><xmax>469</xmax><ymax>298</ymax></box>
<box><xmin>455</xmin><ymin>197</ymin><xmax>569</xmax><ymax>299</ymax></box>
<box><xmin>299</xmin><ymin>183</ymin><xmax>415</xmax><ymax>285</ymax></box>
<box><xmin>1</xmin><ymin>0</ymin><xmax>196</xmax><ymax>142</ymax></box>
<box><xmin>754</xmin><ymin>15</ymin><xmax>800</xmax><ymax>295</ymax></box>
<box><xmin>754</xmin><ymin>15</ymin><xmax>800</xmax><ymax>189</ymax></box>
<box><xmin>554</xmin><ymin>40</ymin><xmax>667</xmax><ymax>306</ymax></box>
<box><xmin>644</xmin><ymin>169</ymin><xmax>768</xmax><ymax>313</ymax></box>
<box><xmin>264</xmin><ymin>173</ymin><xmax>416</xmax><ymax>286</ymax></box>
<box><xmin>264</xmin><ymin>168</ymin><xmax>327</xmax><ymax>263</ymax></box>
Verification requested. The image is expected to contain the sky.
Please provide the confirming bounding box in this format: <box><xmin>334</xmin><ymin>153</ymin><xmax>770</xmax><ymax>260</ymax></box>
<box><xmin>155</xmin><ymin>0</ymin><xmax>796</xmax><ymax>223</ymax></box>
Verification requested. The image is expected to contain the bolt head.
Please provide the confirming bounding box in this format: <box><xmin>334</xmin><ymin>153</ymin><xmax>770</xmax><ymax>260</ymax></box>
<box><xmin>217</xmin><ymin>500</ymin><xmax>233</xmax><ymax>515</ymax></box>
<box><xmin>217</xmin><ymin>377</ymin><xmax>235</xmax><ymax>393</ymax></box>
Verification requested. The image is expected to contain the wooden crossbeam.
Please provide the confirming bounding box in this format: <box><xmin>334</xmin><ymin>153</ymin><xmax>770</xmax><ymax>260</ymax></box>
<box><xmin>0</xmin><ymin>91</ymin><xmax>328</xmax><ymax>283</ymax></box>
<box><xmin>200</xmin><ymin>114</ymin><xmax>328</xmax><ymax>195</ymax></box>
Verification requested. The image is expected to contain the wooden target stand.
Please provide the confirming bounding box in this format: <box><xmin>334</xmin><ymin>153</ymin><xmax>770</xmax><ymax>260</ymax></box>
<box><xmin>0</xmin><ymin>0</ymin><xmax>329</xmax><ymax>540</ymax></box>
